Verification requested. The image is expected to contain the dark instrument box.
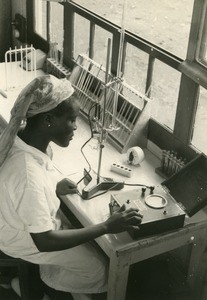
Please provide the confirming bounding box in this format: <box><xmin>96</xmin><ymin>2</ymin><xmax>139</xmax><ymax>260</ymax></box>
<box><xmin>110</xmin><ymin>153</ymin><xmax>207</xmax><ymax>238</ymax></box>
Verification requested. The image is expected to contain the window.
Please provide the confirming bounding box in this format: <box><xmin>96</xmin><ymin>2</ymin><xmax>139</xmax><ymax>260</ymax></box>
<box><xmin>50</xmin><ymin>2</ymin><xmax>64</xmax><ymax>51</ymax></box>
<box><xmin>27</xmin><ymin>0</ymin><xmax>49</xmax><ymax>53</ymax></box>
<box><xmin>150</xmin><ymin>61</ymin><xmax>181</xmax><ymax>130</ymax></box>
<box><xmin>93</xmin><ymin>27</ymin><xmax>113</xmax><ymax>68</ymax></box>
<box><xmin>123</xmin><ymin>44</ymin><xmax>148</xmax><ymax>94</ymax></box>
<box><xmin>74</xmin><ymin>14</ymin><xmax>90</xmax><ymax>60</ymax></box>
<box><xmin>27</xmin><ymin>0</ymin><xmax>206</xmax><ymax>158</ymax></box>
<box><xmin>34</xmin><ymin>0</ymin><xmax>47</xmax><ymax>39</ymax></box>
<box><xmin>197</xmin><ymin>2</ymin><xmax>207</xmax><ymax>66</ymax></box>
<box><xmin>73</xmin><ymin>0</ymin><xmax>194</xmax><ymax>59</ymax></box>
<box><xmin>191</xmin><ymin>86</ymin><xmax>207</xmax><ymax>153</ymax></box>
<box><xmin>33</xmin><ymin>0</ymin><xmax>64</xmax><ymax>44</ymax></box>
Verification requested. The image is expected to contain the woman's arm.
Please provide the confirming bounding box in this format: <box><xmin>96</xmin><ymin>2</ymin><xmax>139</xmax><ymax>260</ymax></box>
<box><xmin>30</xmin><ymin>205</ymin><xmax>142</xmax><ymax>252</ymax></box>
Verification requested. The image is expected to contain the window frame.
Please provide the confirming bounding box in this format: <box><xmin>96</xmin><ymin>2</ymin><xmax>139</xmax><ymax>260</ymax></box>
<box><xmin>27</xmin><ymin>0</ymin><xmax>49</xmax><ymax>53</ymax></box>
<box><xmin>180</xmin><ymin>0</ymin><xmax>207</xmax><ymax>90</ymax></box>
<box><xmin>196</xmin><ymin>0</ymin><xmax>207</xmax><ymax>67</ymax></box>
<box><xmin>26</xmin><ymin>0</ymin><xmax>207</xmax><ymax>161</ymax></box>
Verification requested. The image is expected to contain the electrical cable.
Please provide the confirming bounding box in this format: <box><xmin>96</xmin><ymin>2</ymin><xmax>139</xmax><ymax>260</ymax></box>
<box><xmin>76</xmin><ymin>101</ymin><xmax>99</xmax><ymax>185</ymax></box>
<box><xmin>124</xmin><ymin>182</ymin><xmax>154</xmax><ymax>190</ymax></box>
<box><xmin>76</xmin><ymin>136</ymin><xmax>92</xmax><ymax>185</ymax></box>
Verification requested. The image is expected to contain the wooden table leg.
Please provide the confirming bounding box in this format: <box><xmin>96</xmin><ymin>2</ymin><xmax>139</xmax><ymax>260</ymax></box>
<box><xmin>186</xmin><ymin>231</ymin><xmax>207</xmax><ymax>299</ymax></box>
<box><xmin>107</xmin><ymin>252</ymin><xmax>130</xmax><ymax>300</ymax></box>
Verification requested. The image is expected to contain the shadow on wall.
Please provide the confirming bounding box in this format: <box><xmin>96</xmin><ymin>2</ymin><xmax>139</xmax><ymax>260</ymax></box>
<box><xmin>0</xmin><ymin>1</ymin><xmax>12</xmax><ymax>62</ymax></box>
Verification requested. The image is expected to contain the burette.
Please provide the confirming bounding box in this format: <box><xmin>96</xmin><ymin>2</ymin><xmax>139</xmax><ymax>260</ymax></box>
<box><xmin>96</xmin><ymin>0</ymin><xmax>127</xmax><ymax>183</ymax></box>
<box><xmin>111</xmin><ymin>0</ymin><xmax>127</xmax><ymax>129</ymax></box>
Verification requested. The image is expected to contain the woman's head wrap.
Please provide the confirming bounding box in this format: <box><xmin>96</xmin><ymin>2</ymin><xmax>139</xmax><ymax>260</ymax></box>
<box><xmin>11</xmin><ymin>74</ymin><xmax>74</xmax><ymax>118</ymax></box>
<box><xmin>0</xmin><ymin>74</ymin><xmax>74</xmax><ymax>167</ymax></box>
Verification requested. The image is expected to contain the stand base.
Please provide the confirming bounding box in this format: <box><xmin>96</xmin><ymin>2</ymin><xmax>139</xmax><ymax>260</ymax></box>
<box><xmin>82</xmin><ymin>169</ymin><xmax>124</xmax><ymax>199</ymax></box>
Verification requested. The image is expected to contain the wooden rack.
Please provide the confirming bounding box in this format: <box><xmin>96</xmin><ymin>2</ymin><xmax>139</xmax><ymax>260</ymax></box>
<box><xmin>69</xmin><ymin>54</ymin><xmax>151</xmax><ymax>153</ymax></box>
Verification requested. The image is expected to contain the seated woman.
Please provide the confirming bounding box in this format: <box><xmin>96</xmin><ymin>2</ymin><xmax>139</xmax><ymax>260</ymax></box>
<box><xmin>0</xmin><ymin>75</ymin><xmax>142</xmax><ymax>300</ymax></box>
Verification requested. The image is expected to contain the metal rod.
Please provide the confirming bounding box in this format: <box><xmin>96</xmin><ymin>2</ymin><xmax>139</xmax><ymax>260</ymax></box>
<box><xmin>145</xmin><ymin>55</ymin><xmax>155</xmax><ymax>97</ymax></box>
<box><xmin>89</xmin><ymin>22</ymin><xmax>95</xmax><ymax>59</ymax></box>
<box><xmin>111</xmin><ymin>0</ymin><xmax>127</xmax><ymax>127</ymax></box>
<box><xmin>96</xmin><ymin>38</ymin><xmax>111</xmax><ymax>183</ymax></box>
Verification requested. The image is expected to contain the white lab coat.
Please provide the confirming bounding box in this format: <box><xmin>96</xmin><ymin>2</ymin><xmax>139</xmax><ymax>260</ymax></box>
<box><xmin>0</xmin><ymin>137</ymin><xmax>107</xmax><ymax>293</ymax></box>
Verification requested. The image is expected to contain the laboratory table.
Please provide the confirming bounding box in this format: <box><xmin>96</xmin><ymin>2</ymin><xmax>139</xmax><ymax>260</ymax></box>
<box><xmin>57</xmin><ymin>122</ymin><xmax>207</xmax><ymax>300</ymax></box>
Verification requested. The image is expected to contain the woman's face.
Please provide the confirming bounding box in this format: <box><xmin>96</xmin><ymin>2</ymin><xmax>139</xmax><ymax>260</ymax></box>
<box><xmin>50</xmin><ymin>99</ymin><xmax>80</xmax><ymax>147</ymax></box>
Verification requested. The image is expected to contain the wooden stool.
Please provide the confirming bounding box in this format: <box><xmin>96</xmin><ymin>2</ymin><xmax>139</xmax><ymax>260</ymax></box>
<box><xmin>0</xmin><ymin>250</ymin><xmax>44</xmax><ymax>300</ymax></box>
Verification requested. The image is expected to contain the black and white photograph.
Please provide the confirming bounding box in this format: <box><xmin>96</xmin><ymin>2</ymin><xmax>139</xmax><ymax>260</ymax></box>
<box><xmin>0</xmin><ymin>1</ymin><xmax>207</xmax><ymax>299</ymax></box>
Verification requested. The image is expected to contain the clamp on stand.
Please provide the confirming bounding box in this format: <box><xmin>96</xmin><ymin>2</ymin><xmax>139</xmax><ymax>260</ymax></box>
<box><xmin>82</xmin><ymin>169</ymin><xmax>124</xmax><ymax>199</ymax></box>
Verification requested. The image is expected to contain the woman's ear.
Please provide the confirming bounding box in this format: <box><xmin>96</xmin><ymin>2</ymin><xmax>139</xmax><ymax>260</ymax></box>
<box><xmin>44</xmin><ymin>113</ymin><xmax>53</xmax><ymax>128</ymax></box>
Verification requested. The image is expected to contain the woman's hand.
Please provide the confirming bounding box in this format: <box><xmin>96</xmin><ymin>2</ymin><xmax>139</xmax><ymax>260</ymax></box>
<box><xmin>31</xmin><ymin>203</ymin><xmax>143</xmax><ymax>252</ymax></box>
<box><xmin>56</xmin><ymin>178</ymin><xmax>78</xmax><ymax>195</ymax></box>
<box><xmin>104</xmin><ymin>204</ymin><xmax>143</xmax><ymax>234</ymax></box>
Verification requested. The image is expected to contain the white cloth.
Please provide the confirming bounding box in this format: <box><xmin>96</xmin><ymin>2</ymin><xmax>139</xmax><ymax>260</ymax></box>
<box><xmin>0</xmin><ymin>75</ymin><xmax>74</xmax><ymax>168</ymax></box>
<box><xmin>0</xmin><ymin>137</ymin><xmax>107</xmax><ymax>294</ymax></box>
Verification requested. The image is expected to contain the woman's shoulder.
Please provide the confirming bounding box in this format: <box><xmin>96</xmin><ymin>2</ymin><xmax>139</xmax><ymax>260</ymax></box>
<box><xmin>3</xmin><ymin>142</ymin><xmax>43</xmax><ymax>178</ymax></box>
<box><xmin>1</xmin><ymin>147</ymin><xmax>47</xmax><ymax>194</ymax></box>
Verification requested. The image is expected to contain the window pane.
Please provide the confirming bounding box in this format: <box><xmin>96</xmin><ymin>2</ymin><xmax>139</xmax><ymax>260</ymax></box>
<box><xmin>93</xmin><ymin>26</ymin><xmax>113</xmax><ymax>70</ymax></box>
<box><xmin>34</xmin><ymin>0</ymin><xmax>47</xmax><ymax>39</ymax></box>
<box><xmin>50</xmin><ymin>2</ymin><xmax>64</xmax><ymax>51</ymax></box>
<box><xmin>191</xmin><ymin>87</ymin><xmax>207</xmax><ymax>154</ymax></box>
<box><xmin>74</xmin><ymin>14</ymin><xmax>90</xmax><ymax>60</ymax></box>
<box><xmin>123</xmin><ymin>43</ymin><xmax>148</xmax><ymax>94</ymax></box>
<box><xmin>73</xmin><ymin>0</ymin><xmax>194</xmax><ymax>59</ymax></box>
<box><xmin>150</xmin><ymin>61</ymin><xmax>181</xmax><ymax>129</ymax></box>
<box><xmin>197</xmin><ymin>5</ymin><xmax>207</xmax><ymax>66</ymax></box>
<box><xmin>74</xmin><ymin>15</ymin><xmax>113</xmax><ymax>67</ymax></box>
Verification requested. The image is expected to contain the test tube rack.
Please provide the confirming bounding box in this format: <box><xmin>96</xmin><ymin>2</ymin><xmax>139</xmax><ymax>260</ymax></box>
<box><xmin>4</xmin><ymin>45</ymin><xmax>37</xmax><ymax>91</ymax></box>
<box><xmin>46</xmin><ymin>58</ymin><xmax>71</xmax><ymax>79</ymax></box>
<box><xmin>156</xmin><ymin>150</ymin><xmax>187</xmax><ymax>178</ymax></box>
<box><xmin>69</xmin><ymin>54</ymin><xmax>151</xmax><ymax>153</ymax></box>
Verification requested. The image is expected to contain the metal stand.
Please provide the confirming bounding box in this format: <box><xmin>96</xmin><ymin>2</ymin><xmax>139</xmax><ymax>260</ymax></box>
<box><xmin>81</xmin><ymin>38</ymin><xmax>124</xmax><ymax>199</ymax></box>
<box><xmin>82</xmin><ymin>169</ymin><xmax>124</xmax><ymax>199</ymax></box>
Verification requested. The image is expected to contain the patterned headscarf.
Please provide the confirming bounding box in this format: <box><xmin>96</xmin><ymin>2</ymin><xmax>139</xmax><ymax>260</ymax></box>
<box><xmin>0</xmin><ymin>75</ymin><xmax>74</xmax><ymax>167</ymax></box>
